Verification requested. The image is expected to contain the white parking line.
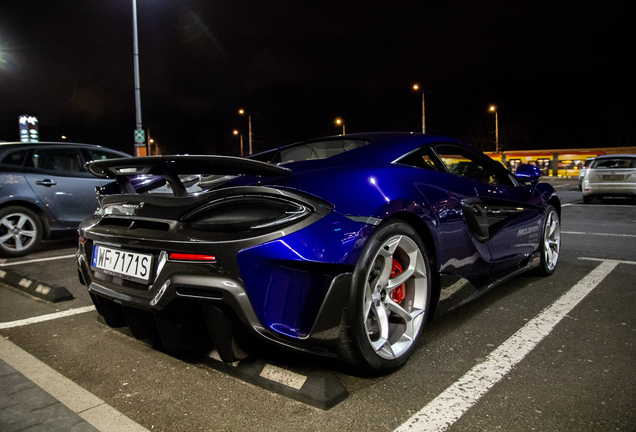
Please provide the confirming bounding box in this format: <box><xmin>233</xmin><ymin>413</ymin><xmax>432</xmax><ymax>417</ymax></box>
<box><xmin>0</xmin><ymin>306</ymin><xmax>96</xmax><ymax>330</ymax></box>
<box><xmin>0</xmin><ymin>305</ymin><xmax>148</xmax><ymax>431</ymax></box>
<box><xmin>562</xmin><ymin>231</ymin><xmax>636</xmax><ymax>238</ymax></box>
<box><xmin>0</xmin><ymin>336</ymin><xmax>148</xmax><ymax>431</ymax></box>
<box><xmin>0</xmin><ymin>253</ymin><xmax>76</xmax><ymax>267</ymax></box>
<box><xmin>394</xmin><ymin>258</ymin><xmax>629</xmax><ymax>432</ymax></box>
<box><xmin>563</xmin><ymin>203</ymin><xmax>636</xmax><ymax>208</ymax></box>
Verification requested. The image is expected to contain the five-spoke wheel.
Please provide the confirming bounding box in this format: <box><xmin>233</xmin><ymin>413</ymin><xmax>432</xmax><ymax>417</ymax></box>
<box><xmin>538</xmin><ymin>205</ymin><xmax>560</xmax><ymax>275</ymax></box>
<box><xmin>340</xmin><ymin>221</ymin><xmax>431</xmax><ymax>374</ymax></box>
<box><xmin>0</xmin><ymin>206</ymin><xmax>43</xmax><ymax>258</ymax></box>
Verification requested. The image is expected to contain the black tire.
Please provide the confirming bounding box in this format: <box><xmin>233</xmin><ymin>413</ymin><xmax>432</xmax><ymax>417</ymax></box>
<box><xmin>0</xmin><ymin>206</ymin><xmax>43</xmax><ymax>258</ymax></box>
<box><xmin>536</xmin><ymin>205</ymin><xmax>560</xmax><ymax>276</ymax></box>
<box><xmin>338</xmin><ymin>221</ymin><xmax>432</xmax><ymax>374</ymax></box>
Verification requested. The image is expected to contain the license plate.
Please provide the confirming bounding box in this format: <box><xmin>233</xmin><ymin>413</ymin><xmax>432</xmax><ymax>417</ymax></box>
<box><xmin>92</xmin><ymin>244</ymin><xmax>153</xmax><ymax>284</ymax></box>
<box><xmin>603</xmin><ymin>174</ymin><xmax>624</xmax><ymax>180</ymax></box>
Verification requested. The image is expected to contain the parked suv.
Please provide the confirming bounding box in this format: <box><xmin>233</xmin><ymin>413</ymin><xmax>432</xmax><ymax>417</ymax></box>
<box><xmin>0</xmin><ymin>142</ymin><xmax>130</xmax><ymax>257</ymax></box>
<box><xmin>581</xmin><ymin>154</ymin><xmax>636</xmax><ymax>204</ymax></box>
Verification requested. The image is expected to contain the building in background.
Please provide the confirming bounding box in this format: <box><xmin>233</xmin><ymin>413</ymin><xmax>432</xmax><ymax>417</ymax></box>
<box><xmin>19</xmin><ymin>115</ymin><xmax>39</xmax><ymax>143</ymax></box>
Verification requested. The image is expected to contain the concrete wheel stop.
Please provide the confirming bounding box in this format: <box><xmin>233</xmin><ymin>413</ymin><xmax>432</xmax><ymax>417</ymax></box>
<box><xmin>0</xmin><ymin>267</ymin><xmax>73</xmax><ymax>302</ymax></box>
<box><xmin>205</xmin><ymin>351</ymin><xmax>348</xmax><ymax>410</ymax></box>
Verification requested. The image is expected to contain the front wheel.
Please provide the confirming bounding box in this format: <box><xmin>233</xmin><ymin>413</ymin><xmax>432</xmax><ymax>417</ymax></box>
<box><xmin>339</xmin><ymin>221</ymin><xmax>432</xmax><ymax>374</ymax></box>
<box><xmin>0</xmin><ymin>206</ymin><xmax>43</xmax><ymax>258</ymax></box>
<box><xmin>536</xmin><ymin>205</ymin><xmax>560</xmax><ymax>276</ymax></box>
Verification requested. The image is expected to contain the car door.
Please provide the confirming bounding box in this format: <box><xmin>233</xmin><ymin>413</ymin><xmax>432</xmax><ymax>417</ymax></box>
<box><xmin>23</xmin><ymin>147</ymin><xmax>106</xmax><ymax>228</ymax></box>
<box><xmin>432</xmin><ymin>143</ymin><xmax>545</xmax><ymax>275</ymax></box>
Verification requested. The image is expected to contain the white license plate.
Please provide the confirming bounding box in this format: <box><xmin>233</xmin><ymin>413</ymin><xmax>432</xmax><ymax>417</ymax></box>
<box><xmin>603</xmin><ymin>174</ymin><xmax>624</xmax><ymax>180</ymax></box>
<box><xmin>92</xmin><ymin>244</ymin><xmax>153</xmax><ymax>283</ymax></box>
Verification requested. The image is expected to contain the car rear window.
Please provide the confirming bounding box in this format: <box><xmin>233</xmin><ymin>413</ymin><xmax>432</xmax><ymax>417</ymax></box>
<box><xmin>592</xmin><ymin>157</ymin><xmax>636</xmax><ymax>169</ymax></box>
<box><xmin>276</xmin><ymin>139</ymin><xmax>369</xmax><ymax>163</ymax></box>
<box><xmin>84</xmin><ymin>148</ymin><xmax>125</xmax><ymax>162</ymax></box>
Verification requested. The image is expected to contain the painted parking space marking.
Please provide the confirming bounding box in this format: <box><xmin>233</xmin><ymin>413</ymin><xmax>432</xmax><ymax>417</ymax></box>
<box><xmin>580</xmin><ymin>257</ymin><xmax>636</xmax><ymax>265</ymax></box>
<box><xmin>0</xmin><ymin>306</ymin><xmax>96</xmax><ymax>330</ymax></box>
<box><xmin>0</xmin><ymin>336</ymin><xmax>148</xmax><ymax>431</ymax></box>
<box><xmin>562</xmin><ymin>231</ymin><xmax>636</xmax><ymax>238</ymax></box>
<box><xmin>394</xmin><ymin>258</ymin><xmax>630</xmax><ymax>432</ymax></box>
<box><xmin>0</xmin><ymin>253</ymin><xmax>76</xmax><ymax>267</ymax></box>
<box><xmin>563</xmin><ymin>203</ymin><xmax>636</xmax><ymax>208</ymax></box>
<box><xmin>0</xmin><ymin>305</ymin><xmax>145</xmax><ymax>431</ymax></box>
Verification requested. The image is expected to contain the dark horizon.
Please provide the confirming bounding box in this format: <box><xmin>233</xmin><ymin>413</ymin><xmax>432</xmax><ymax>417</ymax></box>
<box><xmin>1</xmin><ymin>1</ymin><xmax>633</xmax><ymax>156</ymax></box>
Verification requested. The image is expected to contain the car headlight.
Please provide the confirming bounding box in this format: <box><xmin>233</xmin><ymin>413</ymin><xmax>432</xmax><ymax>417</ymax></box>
<box><xmin>184</xmin><ymin>195</ymin><xmax>311</xmax><ymax>232</ymax></box>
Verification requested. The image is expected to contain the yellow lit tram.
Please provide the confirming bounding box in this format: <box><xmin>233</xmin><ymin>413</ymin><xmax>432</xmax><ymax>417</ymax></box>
<box><xmin>484</xmin><ymin>147</ymin><xmax>636</xmax><ymax>177</ymax></box>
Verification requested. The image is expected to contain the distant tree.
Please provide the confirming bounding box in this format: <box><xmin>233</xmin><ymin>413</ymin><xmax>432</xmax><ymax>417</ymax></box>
<box><xmin>463</xmin><ymin>120</ymin><xmax>530</xmax><ymax>152</ymax></box>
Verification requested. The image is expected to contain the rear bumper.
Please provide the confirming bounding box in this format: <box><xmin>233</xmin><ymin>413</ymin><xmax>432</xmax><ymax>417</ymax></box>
<box><xmin>582</xmin><ymin>182</ymin><xmax>636</xmax><ymax>197</ymax></box>
<box><xmin>76</xmin><ymin>212</ymin><xmax>365</xmax><ymax>359</ymax></box>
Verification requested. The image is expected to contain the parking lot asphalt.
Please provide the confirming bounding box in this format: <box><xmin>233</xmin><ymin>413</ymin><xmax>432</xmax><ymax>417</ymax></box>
<box><xmin>1</xmin><ymin>177</ymin><xmax>635</xmax><ymax>432</ymax></box>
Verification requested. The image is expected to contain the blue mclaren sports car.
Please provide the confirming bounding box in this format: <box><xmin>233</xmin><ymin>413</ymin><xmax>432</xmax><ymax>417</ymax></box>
<box><xmin>76</xmin><ymin>132</ymin><xmax>561</xmax><ymax>374</ymax></box>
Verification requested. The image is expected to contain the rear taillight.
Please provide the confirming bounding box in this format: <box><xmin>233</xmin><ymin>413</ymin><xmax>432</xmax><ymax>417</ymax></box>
<box><xmin>169</xmin><ymin>253</ymin><xmax>216</xmax><ymax>262</ymax></box>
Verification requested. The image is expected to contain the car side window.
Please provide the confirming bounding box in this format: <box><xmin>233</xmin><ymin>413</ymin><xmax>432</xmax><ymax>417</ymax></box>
<box><xmin>0</xmin><ymin>150</ymin><xmax>27</xmax><ymax>166</ymax></box>
<box><xmin>433</xmin><ymin>144</ymin><xmax>515</xmax><ymax>186</ymax></box>
<box><xmin>395</xmin><ymin>147</ymin><xmax>442</xmax><ymax>171</ymax></box>
<box><xmin>29</xmin><ymin>149</ymin><xmax>83</xmax><ymax>174</ymax></box>
<box><xmin>84</xmin><ymin>149</ymin><xmax>124</xmax><ymax>162</ymax></box>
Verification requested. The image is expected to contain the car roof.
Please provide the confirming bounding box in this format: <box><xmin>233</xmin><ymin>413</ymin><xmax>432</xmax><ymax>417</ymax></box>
<box><xmin>594</xmin><ymin>154</ymin><xmax>636</xmax><ymax>159</ymax></box>
<box><xmin>264</xmin><ymin>132</ymin><xmax>465</xmax><ymax>166</ymax></box>
<box><xmin>0</xmin><ymin>141</ymin><xmax>109</xmax><ymax>150</ymax></box>
<box><xmin>0</xmin><ymin>142</ymin><xmax>130</xmax><ymax>159</ymax></box>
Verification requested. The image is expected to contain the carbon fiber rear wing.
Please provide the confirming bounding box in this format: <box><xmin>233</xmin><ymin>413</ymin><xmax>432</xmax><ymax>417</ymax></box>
<box><xmin>86</xmin><ymin>155</ymin><xmax>291</xmax><ymax>197</ymax></box>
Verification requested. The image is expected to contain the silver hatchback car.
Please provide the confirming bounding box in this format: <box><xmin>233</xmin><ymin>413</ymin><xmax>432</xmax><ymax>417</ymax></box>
<box><xmin>581</xmin><ymin>154</ymin><xmax>636</xmax><ymax>204</ymax></box>
<box><xmin>0</xmin><ymin>142</ymin><xmax>129</xmax><ymax>257</ymax></box>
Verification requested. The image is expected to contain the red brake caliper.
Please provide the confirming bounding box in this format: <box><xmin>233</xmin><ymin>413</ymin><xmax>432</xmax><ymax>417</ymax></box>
<box><xmin>391</xmin><ymin>259</ymin><xmax>406</xmax><ymax>303</ymax></box>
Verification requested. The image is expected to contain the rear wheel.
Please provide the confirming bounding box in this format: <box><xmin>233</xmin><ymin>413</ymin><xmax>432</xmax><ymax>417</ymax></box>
<box><xmin>0</xmin><ymin>206</ymin><xmax>43</xmax><ymax>258</ymax></box>
<box><xmin>339</xmin><ymin>221</ymin><xmax>432</xmax><ymax>374</ymax></box>
<box><xmin>537</xmin><ymin>205</ymin><xmax>560</xmax><ymax>276</ymax></box>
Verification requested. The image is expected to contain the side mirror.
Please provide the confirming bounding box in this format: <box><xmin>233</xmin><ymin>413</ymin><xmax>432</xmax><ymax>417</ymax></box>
<box><xmin>515</xmin><ymin>164</ymin><xmax>541</xmax><ymax>183</ymax></box>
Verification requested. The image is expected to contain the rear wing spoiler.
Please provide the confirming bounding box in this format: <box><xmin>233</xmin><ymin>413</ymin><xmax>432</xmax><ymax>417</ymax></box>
<box><xmin>86</xmin><ymin>155</ymin><xmax>292</xmax><ymax>197</ymax></box>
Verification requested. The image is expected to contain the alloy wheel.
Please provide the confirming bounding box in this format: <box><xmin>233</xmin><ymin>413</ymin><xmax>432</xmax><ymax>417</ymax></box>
<box><xmin>363</xmin><ymin>234</ymin><xmax>428</xmax><ymax>360</ymax></box>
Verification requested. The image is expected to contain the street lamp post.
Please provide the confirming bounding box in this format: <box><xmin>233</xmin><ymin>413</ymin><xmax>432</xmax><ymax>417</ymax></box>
<box><xmin>335</xmin><ymin>118</ymin><xmax>345</xmax><ymax>134</ymax></box>
<box><xmin>233</xmin><ymin>130</ymin><xmax>243</xmax><ymax>157</ymax></box>
<box><xmin>489</xmin><ymin>105</ymin><xmax>499</xmax><ymax>152</ymax></box>
<box><xmin>132</xmin><ymin>0</ymin><xmax>145</xmax><ymax>156</ymax></box>
<box><xmin>413</xmin><ymin>84</ymin><xmax>425</xmax><ymax>134</ymax></box>
<box><xmin>238</xmin><ymin>109</ymin><xmax>252</xmax><ymax>155</ymax></box>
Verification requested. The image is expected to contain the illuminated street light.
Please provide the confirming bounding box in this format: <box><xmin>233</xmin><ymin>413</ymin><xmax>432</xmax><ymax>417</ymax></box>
<box><xmin>233</xmin><ymin>129</ymin><xmax>244</xmax><ymax>157</ymax></box>
<box><xmin>238</xmin><ymin>109</ymin><xmax>252</xmax><ymax>155</ymax></box>
<box><xmin>489</xmin><ymin>105</ymin><xmax>499</xmax><ymax>152</ymax></box>
<box><xmin>413</xmin><ymin>84</ymin><xmax>425</xmax><ymax>134</ymax></box>
<box><xmin>335</xmin><ymin>118</ymin><xmax>345</xmax><ymax>135</ymax></box>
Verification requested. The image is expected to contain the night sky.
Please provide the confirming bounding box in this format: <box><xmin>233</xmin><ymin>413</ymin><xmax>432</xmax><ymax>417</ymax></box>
<box><xmin>0</xmin><ymin>1</ymin><xmax>633</xmax><ymax>156</ymax></box>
